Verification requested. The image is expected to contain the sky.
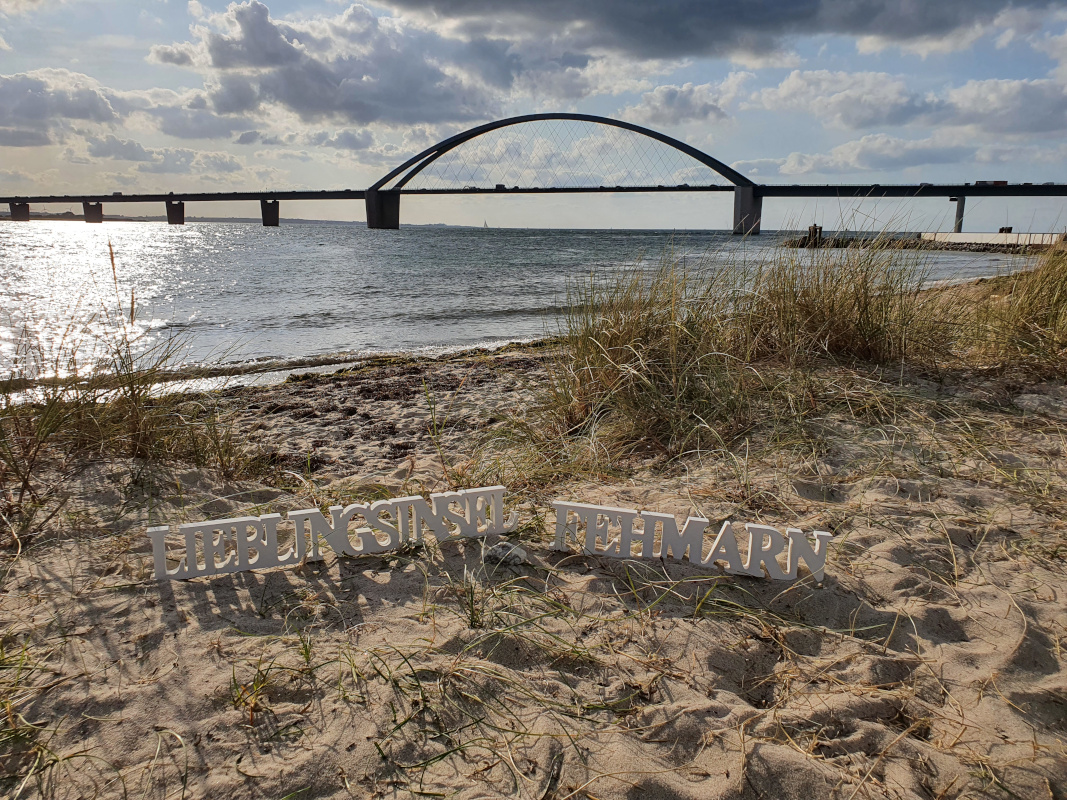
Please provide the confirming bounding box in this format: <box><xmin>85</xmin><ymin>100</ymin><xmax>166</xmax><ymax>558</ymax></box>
<box><xmin>1</xmin><ymin>0</ymin><xmax>1067</xmax><ymax>230</ymax></box>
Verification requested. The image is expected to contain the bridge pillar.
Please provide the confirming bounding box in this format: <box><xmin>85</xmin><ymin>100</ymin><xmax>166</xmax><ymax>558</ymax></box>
<box><xmin>83</xmin><ymin>202</ymin><xmax>104</xmax><ymax>223</ymax></box>
<box><xmin>952</xmin><ymin>196</ymin><xmax>965</xmax><ymax>233</ymax></box>
<box><xmin>9</xmin><ymin>202</ymin><xmax>30</xmax><ymax>222</ymax></box>
<box><xmin>365</xmin><ymin>190</ymin><xmax>400</xmax><ymax>229</ymax></box>
<box><xmin>260</xmin><ymin>199</ymin><xmax>280</xmax><ymax>227</ymax></box>
<box><xmin>732</xmin><ymin>186</ymin><xmax>762</xmax><ymax>235</ymax></box>
<box><xmin>166</xmin><ymin>200</ymin><xmax>185</xmax><ymax>225</ymax></box>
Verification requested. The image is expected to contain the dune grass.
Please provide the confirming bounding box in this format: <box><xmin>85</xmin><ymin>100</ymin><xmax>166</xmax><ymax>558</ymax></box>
<box><xmin>974</xmin><ymin>245</ymin><xmax>1067</xmax><ymax>372</ymax></box>
<box><xmin>525</xmin><ymin>238</ymin><xmax>1066</xmax><ymax>467</ymax></box>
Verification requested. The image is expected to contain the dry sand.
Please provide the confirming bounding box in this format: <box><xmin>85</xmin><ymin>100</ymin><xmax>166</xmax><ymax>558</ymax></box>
<box><xmin>1</xmin><ymin>347</ymin><xmax>1065</xmax><ymax>799</ymax></box>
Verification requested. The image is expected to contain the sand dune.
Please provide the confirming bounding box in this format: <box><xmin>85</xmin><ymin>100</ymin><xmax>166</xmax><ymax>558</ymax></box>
<box><xmin>2</xmin><ymin>348</ymin><xmax>1064</xmax><ymax>799</ymax></box>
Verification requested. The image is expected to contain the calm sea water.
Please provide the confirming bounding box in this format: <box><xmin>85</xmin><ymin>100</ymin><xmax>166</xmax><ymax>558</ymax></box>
<box><xmin>0</xmin><ymin>221</ymin><xmax>1023</xmax><ymax>380</ymax></box>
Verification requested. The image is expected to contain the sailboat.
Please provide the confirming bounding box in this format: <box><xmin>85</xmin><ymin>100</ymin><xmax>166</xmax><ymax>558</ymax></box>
<box><xmin>483</xmin><ymin>220</ymin><xmax>489</xmax><ymax>229</ymax></box>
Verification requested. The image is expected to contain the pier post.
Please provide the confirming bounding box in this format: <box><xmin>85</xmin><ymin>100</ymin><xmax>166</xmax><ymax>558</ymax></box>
<box><xmin>260</xmin><ymin>199</ymin><xmax>280</xmax><ymax>227</ymax></box>
<box><xmin>82</xmin><ymin>202</ymin><xmax>103</xmax><ymax>223</ymax></box>
<box><xmin>166</xmin><ymin>200</ymin><xmax>185</xmax><ymax>225</ymax></box>
<box><xmin>732</xmin><ymin>186</ymin><xmax>762</xmax><ymax>235</ymax></box>
<box><xmin>365</xmin><ymin>190</ymin><xmax>400</xmax><ymax>229</ymax></box>
<box><xmin>952</xmin><ymin>196</ymin><xmax>966</xmax><ymax>233</ymax></box>
<box><xmin>9</xmin><ymin>202</ymin><xmax>29</xmax><ymax>222</ymax></box>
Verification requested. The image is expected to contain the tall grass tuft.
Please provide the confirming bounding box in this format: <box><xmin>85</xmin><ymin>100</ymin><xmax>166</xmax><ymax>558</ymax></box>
<box><xmin>545</xmin><ymin>256</ymin><xmax>754</xmax><ymax>458</ymax></box>
<box><xmin>540</xmin><ymin>239</ymin><xmax>968</xmax><ymax>460</ymax></box>
<box><xmin>976</xmin><ymin>245</ymin><xmax>1067</xmax><ymax>371</ymax></box>
<box><xmin>741</xmin><ymin>238</ymin><xmax>963</xmax><ymax>366</ymax></box>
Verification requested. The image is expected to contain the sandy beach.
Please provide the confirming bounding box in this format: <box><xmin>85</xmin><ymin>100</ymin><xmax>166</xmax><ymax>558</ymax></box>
<box><xmin>1</xmin><ymin>335</ymin><xmax>1065</xmax><ymax>800</ymax></box>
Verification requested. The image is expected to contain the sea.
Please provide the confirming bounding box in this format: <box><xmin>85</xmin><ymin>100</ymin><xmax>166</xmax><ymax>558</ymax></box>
<box><xmin>0</xmin><ymin>221</ymin><xmax>1025</xmax><ymax>385</ymax></box>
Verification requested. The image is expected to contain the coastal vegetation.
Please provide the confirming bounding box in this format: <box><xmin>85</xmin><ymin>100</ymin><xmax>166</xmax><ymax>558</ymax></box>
<box><xmin>552</xmin><ymin>238</ymin><xmax>1067</xmax><ymax>436</ymax></box>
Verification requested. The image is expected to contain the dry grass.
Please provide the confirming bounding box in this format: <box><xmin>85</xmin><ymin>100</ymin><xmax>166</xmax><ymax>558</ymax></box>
<box><xmin>527</xmin><ymin>239</ymin><xmax>1067</xmax><ymax>471</ymax></box>
<box><xmin>975</xmin><ymin>246</ymin><xmax>1067</xmax><ymax>372</ymax></box>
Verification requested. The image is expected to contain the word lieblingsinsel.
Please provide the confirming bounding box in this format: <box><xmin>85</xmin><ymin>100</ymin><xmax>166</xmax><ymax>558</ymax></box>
<box><xmin>147</xmin><ymin>486</ymin><xmax>516</xmax><ymax>581</ymax></box>
<box><xmin>146</xmin><ymin>486</ymin><xmax>832</xmax><ymax>583</ymax></box>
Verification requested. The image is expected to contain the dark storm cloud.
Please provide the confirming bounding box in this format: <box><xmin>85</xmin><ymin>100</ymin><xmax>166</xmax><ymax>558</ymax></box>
<box><xmin>379</xmin><ymin>0</ymin><xmax>1067</xmax><ymax>58</ymax></box>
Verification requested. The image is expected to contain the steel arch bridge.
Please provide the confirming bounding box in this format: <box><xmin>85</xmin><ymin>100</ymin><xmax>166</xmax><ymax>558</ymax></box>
<box><xmin>14</xmin><ymin>112</ymin><xmax>1062</xmax><ymax>233</ymax></box>
<box><xmin>363</xmin><ymin>113</ymin><xmax>762</xmax><ymax>231</ymax></box>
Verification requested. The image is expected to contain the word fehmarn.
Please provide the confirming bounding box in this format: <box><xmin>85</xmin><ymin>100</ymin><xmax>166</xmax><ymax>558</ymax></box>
<box><xmin>147</xmin><ymin>486</ymin><xmax>516</xmax><ymax>581</ymax></box>
<box><xmin>551</xmin><ymin>501</ymin><xmax>832</xmax><ymax>582</ymax></box>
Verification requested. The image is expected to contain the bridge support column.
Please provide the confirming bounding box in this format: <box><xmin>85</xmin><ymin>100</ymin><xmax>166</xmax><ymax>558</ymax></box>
<box><xmin>365</xmin><ymin>190</ymin><xmax>400</xmax><ymax>229</ymax></box>
<box><xmin>732</xmin><ymin>186</ymin><xmax>762</xmax><ymax>235</ymax></box>
<box><xmin>9</xmin><ymin>202</ymin><xmax>29</xmax><ymax>222</ymax></box>
<box><xmin>952</xmin><ymin>196</ymin><xmax>965</xmax><ymax>233</ymax></box>
<box><xmin>260</xmin><ymin>199</ymin><xmax>280</xmax><ymax>227</ymax></box>
<box><xmin>166</xmin><ymin>200</ymin><xmax>185</xmax><ymax>225</ymax></box>
<box><xmin>83</xmin><ymin>202</ymin><xmax>103</xmax><ymax>223</ymax></box>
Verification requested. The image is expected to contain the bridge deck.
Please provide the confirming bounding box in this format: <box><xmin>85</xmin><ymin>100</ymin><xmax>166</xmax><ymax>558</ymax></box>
<box><xmin>3</xmin><ymin>184</ymin><xmax>1067</xmax><ymax>206</ymax></box>
<box><xmin>0</xmin><ymin>190</ymin><xmax>365</xmax><ymax>204</ymax></box>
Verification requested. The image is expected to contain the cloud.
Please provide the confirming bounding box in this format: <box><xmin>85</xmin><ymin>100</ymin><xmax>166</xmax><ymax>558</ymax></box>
<box><xmin>856</xmin><ymin>6</ymin><xmax>1058</xmax><ymax>55</ymax></box>
<box><xmin>945</xmin><ymin>77</ymin><xmax>1067</xmax><ymax>133</ymax></box>
<box><xmin>0</xmin><ymin>127</ymin><xmax>50</xmax><ymax>146</ymax></box>
<box><xmin>0</xmin><ymin>69</ymin><xmax>122</xmax><ymax>146</ymax></box>
<box><xmin>778</xmin><ymin>134</ymin><xmax>974</xmax><ymax>175</ymax></box>
<box><xmin>79</xmin><ymin>133</ymin><xmax>245</xmax><ymax>175</ymax></box>
<box><xmin>0</xmin><ymin>34</ymin><xmax>9</xmax><ymax>51</ymax></box>
<box><xmin>147</xmin><ymin>1</ymin><xmax>507</xmax><ymax>126</ymax></box>
<box><xmin>623</xmin><ymin>74</ymin><xmax>753</xmax><ymax>125</ymax></box>
<box><xmin>377</xmin><ymin>0</ymin><xmax>1067</xmax><ymax>60</ymax></box>
<box><xmin>308</xmin><ymin>129</ymin><xmax>375</xmax><ymax>150</ymax></box>
<box><xmin>87</xmin><ymin>135</ymin><xmax>155</xmax><ymax>161</ymax></box>
<box><xmin>151</xmin><ymin>44</ymin><xmax>195</xmax><ymax>66</ymax></box>
<box><xmin>730</xmin><ymin>157</ymin><xmax>787</xmax><ymax>178</ymax></box>
<box><xmin>0</xmin><ymin>0</ymin><xmax>61</xmax><ymax>15</ymax></box>
<box><xmin>755</xmin><ymin>69</ymin><xmax>1067</xmax><ymax>135</ymax></box>
<box><xmin>755</xmin><ymin>70</ymin><xmax>940</xmax><ymax>129</ymax></box>
<box><xmin>150</xmin><ymin>104</ymin><xmax>251</xmax><ymax>139</ymax></box>
<box><xmin>0</xmin><ymin>70</ymin><xmax>119</xmax><ymax>128</ymax></box>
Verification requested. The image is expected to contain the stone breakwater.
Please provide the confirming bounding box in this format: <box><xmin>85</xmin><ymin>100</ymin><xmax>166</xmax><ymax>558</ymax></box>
<box><xmin>784</xmin><ymin>234</ymin><xmax>1064</xmax><ymax>253</ymax></box>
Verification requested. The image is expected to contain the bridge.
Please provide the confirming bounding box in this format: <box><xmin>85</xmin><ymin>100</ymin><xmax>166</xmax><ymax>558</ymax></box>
<box><xmin>3</xmin><ymin>113</ymin><xmax>1066</xmax><ymax>234</ymax></box>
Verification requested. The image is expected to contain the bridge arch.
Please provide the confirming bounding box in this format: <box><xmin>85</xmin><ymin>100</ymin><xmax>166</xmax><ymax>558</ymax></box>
<box><xmin>371</xmin><ymin>113</ymin><xmax>754</xmax><ymax>193</ymax></box>
<box><xmin>365</xmin><ymin>113</ymin><xmax>757</xmax><ymax>230</ymax></box>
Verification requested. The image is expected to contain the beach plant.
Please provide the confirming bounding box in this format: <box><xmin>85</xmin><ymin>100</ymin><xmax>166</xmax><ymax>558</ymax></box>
<box><xmin>0</xmin><ymin>322</ymin><xmax>85</xmax><ymax>545</ymax></box>
<box><xmin>975</xmin><ymin>244</ymin><xmax>1067</xmax><ymax>372</ymax></box>
<box><xmin>535</xmin><ymin>238</ymin><xmax>974</xmax><ymax>463</ymax></box>
<box><xmin>544</xmin><ymin>254</ymin><xmax>755</xmax><ymax>458</ymax></box>
<box><xmin>739</xmin><ymin>235</ymin><xmax>965</xmax><ymax>367</ymax></box>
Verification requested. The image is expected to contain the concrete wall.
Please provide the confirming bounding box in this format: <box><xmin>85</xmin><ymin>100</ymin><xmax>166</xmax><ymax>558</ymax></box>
<box><xmin>921</xmin><ymin>232</ymin><xmax>1067</xmax><ymax>246</ymax></box>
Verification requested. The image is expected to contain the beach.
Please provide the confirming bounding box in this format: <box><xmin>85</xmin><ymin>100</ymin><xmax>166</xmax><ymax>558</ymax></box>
<box><xmin>2</xmin><ymin>322</ymin><xmax>1065</xmax><ymax>798</ymax></box>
